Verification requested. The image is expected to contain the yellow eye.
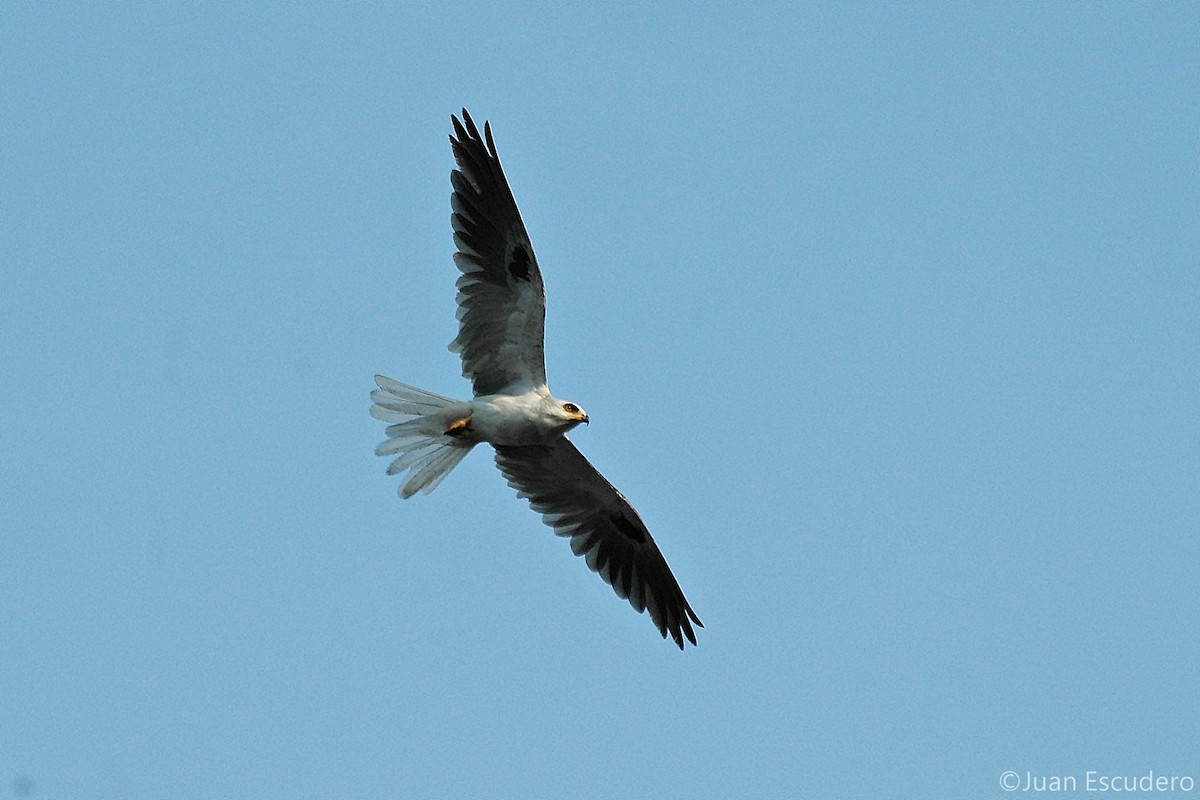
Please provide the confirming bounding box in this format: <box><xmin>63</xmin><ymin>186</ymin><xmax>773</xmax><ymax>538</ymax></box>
<box><xmin>563</xmin><ymin>403</ymin><xmax>579</xmax><ymax>413</ymax></box>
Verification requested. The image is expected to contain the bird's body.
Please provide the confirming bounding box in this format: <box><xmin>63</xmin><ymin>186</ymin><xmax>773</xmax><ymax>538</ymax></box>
<box><xmin>371</xmin><ymin>110</ymin><xmax>702</xmax><ymax>648</ymax></box>
<box><xmin>467</xmin><ymin>389</ymin><xmax>588</xmax><ymax>446</ymax></box>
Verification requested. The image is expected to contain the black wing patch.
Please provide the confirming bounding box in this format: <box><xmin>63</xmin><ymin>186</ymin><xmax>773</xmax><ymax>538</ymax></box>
<box><xmin>611</xmin><ymin>513</ymin><xmax>647</xmax><ymax>544</ymax></box>
<box><xmin>508</xmin><ymin>244</ymin><xmax>532</xmax><ymax>282</ymax></box>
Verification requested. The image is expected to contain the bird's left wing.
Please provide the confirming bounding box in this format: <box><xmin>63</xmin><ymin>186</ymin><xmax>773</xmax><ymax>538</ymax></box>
<box><xmin>494</xmin><ymin>439</ymin><xmax>703</xmax><ymax>648</ymax></box>
<box><xmin>448</xmin><ymin>110</ymin><xmax>547</xmax><ymax>396</ymax></box>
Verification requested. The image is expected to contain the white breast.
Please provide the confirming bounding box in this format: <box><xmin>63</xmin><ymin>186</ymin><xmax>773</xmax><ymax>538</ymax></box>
<box><xmin>470</xmin><ymin>390</ymin><xmax>558</xmax><ymax>446</ymax></box>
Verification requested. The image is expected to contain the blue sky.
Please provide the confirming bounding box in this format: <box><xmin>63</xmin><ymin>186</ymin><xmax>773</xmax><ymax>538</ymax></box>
<box><xmin>2</xmin><ymin>3</ymin><xmax>1197</xmax><ymax>798</ymax></box>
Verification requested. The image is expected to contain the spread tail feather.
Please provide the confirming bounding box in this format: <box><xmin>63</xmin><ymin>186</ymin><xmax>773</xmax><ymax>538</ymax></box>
<box><xmin>370</xmin><ymin>375</ymin><xmax>474</xmax><ymax>498</ymax></box>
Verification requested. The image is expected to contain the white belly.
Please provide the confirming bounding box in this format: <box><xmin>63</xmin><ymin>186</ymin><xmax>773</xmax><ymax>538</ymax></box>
<box><xmin>469</xmin><ymin>391</ymin><xmax>559</xmax><ymax>446</ymax></box>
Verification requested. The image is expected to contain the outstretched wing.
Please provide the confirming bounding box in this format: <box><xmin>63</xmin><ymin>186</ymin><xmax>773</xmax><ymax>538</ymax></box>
<box><xmin>494</xmin><ymin>439</ymin><xmax>703</xmax><ymax>649</ymax></box>
<box><xmin>448</xmin><ymin>110</ymin><xmax>547</xmax><ymax>397</ymax></box>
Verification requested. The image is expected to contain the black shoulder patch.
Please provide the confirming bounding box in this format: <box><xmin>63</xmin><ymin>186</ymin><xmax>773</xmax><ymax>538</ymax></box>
<box><xmin>611</xmin><ymin>513</ymin><xmax>646</xmax><ymax>543</ymax></box>
<box><xmin>508</xmin><ymin>244</ymin><xmax>532</xmax><ymax>282</ymax></box>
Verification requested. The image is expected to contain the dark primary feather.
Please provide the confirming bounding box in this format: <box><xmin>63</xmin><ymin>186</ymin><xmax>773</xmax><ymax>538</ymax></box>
<box><xmin>448</xmin><ymin>110</ymin><xmax>547</xmax><ymax>396</ymax></box>
<box><xmin>494</xmin><ymin>440</ymin><xmax>704</xmax><ymax>649</ymax></box>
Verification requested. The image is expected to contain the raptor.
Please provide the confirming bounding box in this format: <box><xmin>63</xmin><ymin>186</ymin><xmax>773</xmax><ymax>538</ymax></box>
<box><xmin>371</xmin><ymin>110</ymin><xmax>702</xmax><ymax>648</ymax></box>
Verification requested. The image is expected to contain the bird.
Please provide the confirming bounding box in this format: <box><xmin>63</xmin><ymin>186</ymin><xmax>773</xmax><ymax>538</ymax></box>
<box><xmin>370</xmin><ymin>110</ymin><xmax>702</xmax><ymax>649</ymax></box>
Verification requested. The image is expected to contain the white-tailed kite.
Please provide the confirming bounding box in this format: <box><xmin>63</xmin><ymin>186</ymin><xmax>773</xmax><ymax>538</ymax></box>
<box><xmin>371</xmin><ymin>110</ymin><xmax>702</xmax><ymax>648</ymax></box>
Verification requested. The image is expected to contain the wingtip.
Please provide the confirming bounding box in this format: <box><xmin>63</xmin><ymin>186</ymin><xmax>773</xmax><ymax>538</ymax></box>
<box><xmin>484</xmin><ymin>120</ymin><xmax>497</xmax><ymax>157</ymax></box>
<box><xmin>450</xmin><ymin>108</ymin><xmax>498</xmax><ymax>159</ymax></box>
<box><xmin>460</xmin><ymin>108</ymin><xmax>483</xmax><ymax>143</ymax></box>
<box><xmin>658</xmin><ymin>613</ymin><xmax>700</xmax><ymax>650</ymax></box>
<box><xmin>450</xmin><ymin>110</ymin><xmax>471</xmax><ymax>145</ymax></box>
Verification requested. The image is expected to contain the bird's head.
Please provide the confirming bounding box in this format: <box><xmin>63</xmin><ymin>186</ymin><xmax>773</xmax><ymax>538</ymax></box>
<box><xmin>557</xmin><ymin>400</ymin><xmax>589</xmax><ymax>429</ymax></box>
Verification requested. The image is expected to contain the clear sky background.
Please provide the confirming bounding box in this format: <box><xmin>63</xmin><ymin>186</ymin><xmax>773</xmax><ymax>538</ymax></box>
<box><xmin>2</xmin><ymin>4</ymin><xmax>1197</xmax><ymax>799</ymax></box>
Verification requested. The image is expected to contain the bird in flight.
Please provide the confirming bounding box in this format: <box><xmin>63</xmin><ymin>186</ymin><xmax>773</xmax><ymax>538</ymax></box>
<box><xmin>370</xmin><ymin>110</ymin><xmax>702</xmax><ymax>648</ymax></box>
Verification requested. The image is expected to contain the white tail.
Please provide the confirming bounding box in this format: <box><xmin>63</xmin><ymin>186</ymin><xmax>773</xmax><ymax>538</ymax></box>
<box><xmin>370</xmin><ymin>375</ymin><xmax>474</xmax><ymax>498</ymax></box>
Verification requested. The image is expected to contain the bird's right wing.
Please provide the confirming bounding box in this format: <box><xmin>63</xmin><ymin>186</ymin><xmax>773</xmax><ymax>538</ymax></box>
<box><xmin>448</xmin><ymin>110</ymin><xmax>548</xmax><ymax>397</ymax></box>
